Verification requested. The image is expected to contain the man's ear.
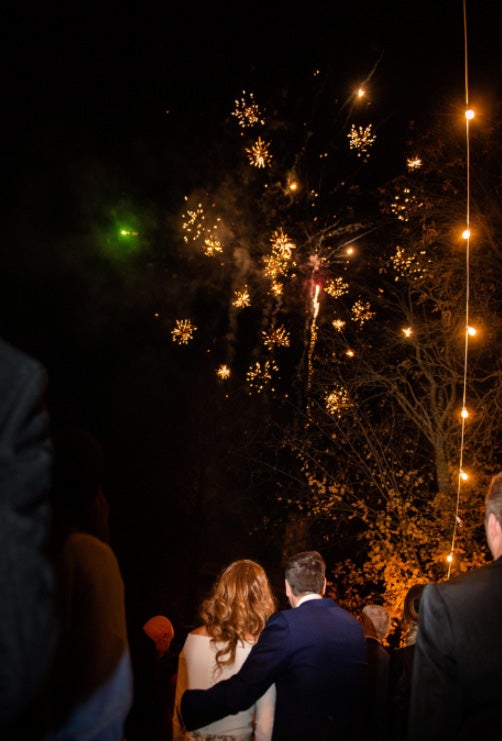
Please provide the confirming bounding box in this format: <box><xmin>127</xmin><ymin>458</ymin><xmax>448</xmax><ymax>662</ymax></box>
<box><xmin>322</xmin><ymin>577</ymin><xmax>327</xmax><ymax>596</ymax></box>
<box><xmin>285</xmin><ymin>579</ymin><xmax>292</xmax><ymax>599</ymax></box>
<box><xmin>486</xmin><ymin>512</ymin><xmax>502</xmax><ymax>560</ymax></box>
<box><xmin>487</xmin><ymin>512</ymin><xmax>498</xmax><ymax>538</ymax></box>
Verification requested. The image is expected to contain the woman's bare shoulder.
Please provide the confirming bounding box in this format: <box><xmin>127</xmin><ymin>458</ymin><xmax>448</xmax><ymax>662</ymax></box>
<box><xmin>190</xmin><ymin>625</ymin><xmax>209</xmax><ymax>636</ymax></box>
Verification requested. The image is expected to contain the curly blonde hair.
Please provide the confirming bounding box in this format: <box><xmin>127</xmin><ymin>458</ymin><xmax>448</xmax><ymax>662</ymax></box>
<box><xmin>200</xmin><ymin>559</ymin><xmax>276</xmax><ymax>670</ymax></box>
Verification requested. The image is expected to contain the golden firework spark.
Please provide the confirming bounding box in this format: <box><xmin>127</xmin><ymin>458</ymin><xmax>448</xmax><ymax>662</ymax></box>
<box><xmin>181</xmin><ymin>202</ymin><xmax>206</xmax><ymax>244</ymax></box>
<box><xmin>270</xmin><ymin>280</ymin><xmax>283</xmax><ymax>297</ymax></box>
<box><xmin>332</xmin><ymin>318</ymin><xmax>346</xmax><ymax>331</ymax></box>
<box><xmin>262</xmin><ymin>325</ymin><xmax>291</xmax><ymax>350</ymax></box>
<box><xmin>216</xmin><ymin>364</ymin><xmax>231</xmax><ymax>379</ymax></box>
<box><xmin>390</xmin><ymin>244</ymin><xmax>429</xmax><ymax>280</ymax></box>
<box><xmin>171</xmin><ymin>319</ymin><xmax>197</xmax><ymax>345</ymax></box>
<box><xmin>271</xmin><ymin>228</ymin><xmax>296</xmax><ymax>259</ymax></box>
<box><xmin>203</xmin><ymin>237</ymin><xmax>223</xmax><ymax>257</ymax></box>
<box><xmin>232</xmin><ymin>286</ymin><xmax>251</xmax><ymax>308</ymax></box>
<box><xmin>324</xmin><ymin>277</ymin><xmax>349</xmax><ymax>299</ymax></box>
<box><xmin>181</xmin><ymin>198</ymin><xmax>223</xmax><ymax>253</ymax></box>
<box><xmin>263</xmin><ymin>254</ymin><xmax>283</xmax><ymax>280</ymax></box>
<box><xmin>246</xmin><ymin>360</ymin><xmax>278</xmax><ymax>394</ymax></box>
<box><xmin>231</xmin><ymin>90</ymin><xmax>265</xmax><ymax>128</ymax></box>
<box><xmin>325</xmin><ymin>386</ymin><xmax>352</xmax><ymax>417</ymax></box>
<box><xmin>351</xmin><ymin>299</ymin><xmax>375</xmax><ymax>327</ymax></box>
<box><xmin>407</xmin><ymin>156</ymin><xmax>422</xmax><ymax>171</ymax></box>
<box><xmin>245</xmin><ymin>137</ymin><xmax>272</xmax><ymax>168</ymax></box>
<box><xmin>263</xmin><ymin>228</ymin><xmax>296</xmax><ymax>286</ymax></box>
<box><xmin>390</xmin><ymin>186</ymin><xmax>423</xmax><ymax>222</ymax></box>
<box><xmin>348</xmin><ymin>123</ymin><xmax>376</xmax><ymax>161</ymax></box>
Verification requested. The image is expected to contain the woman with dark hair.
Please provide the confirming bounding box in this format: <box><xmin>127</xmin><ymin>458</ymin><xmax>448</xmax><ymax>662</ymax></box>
<box><xmin>387</xmin><ymin>583</ymin><xmax>427</xmax><ymax>740</ymax></box>
<box><xmin>172</xmin><ymin>559</ymin><xmax>277</xmax><ymax>741</ymax></box>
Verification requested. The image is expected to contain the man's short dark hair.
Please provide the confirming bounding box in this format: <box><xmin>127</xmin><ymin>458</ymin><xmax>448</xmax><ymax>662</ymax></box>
<box><xmin>486</xmin><ymin>471</ymin><xmax>502</xmax><ymax>525</ymax></box>
<box><xmin>285</xmin><ymin>551</ymin><xmax>326</xmax><ymax>596</ymax></box>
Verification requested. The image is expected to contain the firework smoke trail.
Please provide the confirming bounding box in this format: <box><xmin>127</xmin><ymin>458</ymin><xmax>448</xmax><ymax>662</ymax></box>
<box><xmin>306</xmin><ymin>282</ymin><xmax>321</xmax><ymax>413</ymax></box>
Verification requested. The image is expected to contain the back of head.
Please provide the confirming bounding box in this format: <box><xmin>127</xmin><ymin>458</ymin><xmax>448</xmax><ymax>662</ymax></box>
<box><xmin>361</xmin><ymin>604</ymin><xmax>391</xmax><ymax>640</ymax></box>
<box><xmin>200</xmin><ymin>559</ymin><xmax>276</xmax><ymax>669</ymax></box>
<box><xmin>403</xmin><ymin>583</ymin><xmax>426</xmax><ymax>646</ymax></box>
<box><xmin>143</xmin><ymin>615</ymin><xmax>174</xmax><ymax>657</ymax></box>
<box><xmin>50</xmin><ymin>426</ymin><xmax>109</xmax><ymax>541</ymax></box>
<box><xmin>486</xmin><ymin>471</ymin><xmax>502</xmax><ymax>524</ymax></box>
<box><xmin>403</xmin><ymin>584</ymin><xmax>426</xmax><ymax>625</ymax></box>
<box><xmin>285</xmin><ymin>550</ymin><xmax>326</xmax><ymax>596</ymax></box>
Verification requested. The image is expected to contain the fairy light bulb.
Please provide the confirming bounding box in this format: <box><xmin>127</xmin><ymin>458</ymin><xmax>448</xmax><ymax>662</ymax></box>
<box><xmin>402</xmin><ymin>327</ymin><xmax>412</xmax><ymax>337</ymax></box>
<box><xmin>460</xmin><ymin>470</ymin><xmax>468</xmax><ymax>481</ymax></box>
<box><xmin>357</xmin><ymin>87</ymin><xmax>365</xmax><ymax>98</ymax></box>
<box><xmin>465</xmin><ymin>108</ymin><xmax>475</xmax><ymax>120</ymax></box>
<box><xmin>461</xmin><ymin>407</ymin><xmax>469</xmax><ymax>419</ymax></box>
<box><xmin>446</xmin><ymin>552</ymin><xmax>453</xmax><ymax>563</ymax></box>
<box><xmin>462</xmin><ymin>228</ymin><xmax>471</xmax><ymax>239</ymax></box>
<box><xmin>467</xmin><ymin>325</ymin><xmax>477</xmax><ymax>336</ymax></box>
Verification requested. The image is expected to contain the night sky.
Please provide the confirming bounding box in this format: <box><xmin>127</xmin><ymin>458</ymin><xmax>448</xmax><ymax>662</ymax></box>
<box><xmin>2</xmin><ymin>1</ymin><xmax>501</xmax><ymax>631</ymax></box>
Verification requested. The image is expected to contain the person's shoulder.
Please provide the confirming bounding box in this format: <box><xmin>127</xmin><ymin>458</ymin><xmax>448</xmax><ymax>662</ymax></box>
<box><xmin>0</xmin><ymin>338</ymin><xmax>44</xmax><ymax>386</ymax></box>
<box><xmin>424</xmin><ymin>560</ymin><xmax>502</xmax><ymax>613</ymax></box>
<box><xmin>435</xmin><ymin>557</ymin><xmax>502</xmax><ymax>592</ymax></box>
<box><xmin>182</xmin><ymin>628</ymin><xmax>212</xmax><ymax>658</ymax></box>
<box><xmin>65</xmin><ymin>530</ymin><xmax>111</xmax><ymax>548</ymax></box>
<box><xmin>183</xmin><ymin>626</ymin><xmax>212</xmax><ymax>650</ymax></box>
<box><xmin>190</xmin><ymin>625</ymin><xmax>209</xmax><ymax>636</ymax></box>
<box><xmin>62</xmin><ymin>531</ymin><xmax>120</xmax><ymax>568</ymax></box>
<box><xmin>0</xmin><ymin>339</ymin><xmax>46</xmax><ymax>413</ymax></box>
<box><xmin>0</xmin><ymin>337</ymin><xmax>36</xmax><ymax>369</ymax></box>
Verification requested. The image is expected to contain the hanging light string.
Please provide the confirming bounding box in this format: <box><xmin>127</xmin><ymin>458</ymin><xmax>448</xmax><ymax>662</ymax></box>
<box><xmin>448</xmin><ymin>0</ymin><xmax>472</xmax><ymax>579</ymax></box>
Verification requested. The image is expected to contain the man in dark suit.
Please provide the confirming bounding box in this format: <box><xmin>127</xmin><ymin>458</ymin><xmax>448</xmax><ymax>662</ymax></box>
<box><xmin>408</xmin><ymin>471</ymin><xmax>502</xmax><ymax>739</ymax></box>
<box><xmin>180</xmin><ymin>550</ymin><xmax>367</xmax><ymax>741</ymax></box>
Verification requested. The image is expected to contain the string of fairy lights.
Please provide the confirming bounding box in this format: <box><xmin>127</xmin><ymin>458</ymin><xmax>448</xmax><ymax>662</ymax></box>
<box><xmin>447</xmin><ymin>0</ymin><xmax>474</xmax><ymax>578</ymax></box>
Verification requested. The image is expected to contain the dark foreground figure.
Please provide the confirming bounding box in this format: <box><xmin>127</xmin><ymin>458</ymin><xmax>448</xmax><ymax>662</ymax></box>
<box><xmin>409</xmin><ymin>471</ymin><xmax>502</xmax><ymax>739</ymax></box>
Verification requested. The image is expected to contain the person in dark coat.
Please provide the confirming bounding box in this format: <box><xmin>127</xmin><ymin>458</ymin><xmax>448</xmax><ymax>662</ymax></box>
<box><xmin>360</xmin><ymin>604</ymin><xmax>391</xmax><ymax>739</ymax></box>
<box><xmin>0</xmin><ymin>337</ymin><xmax>57</xmax><ymax>738</ymax></box>
<box><xmin>126</xmin><ymin>615</ymin><xmax>177</xmax><ymax>741</ymax></box>
<box><xmin>387</xmin><ymin>583</ymin><xmax>426</xmax><ymax>740</ymax></box>
<box><xmin>408</xmin><ymin>471</ymin><xmax>502</xmax><ymax>739</ymax></box>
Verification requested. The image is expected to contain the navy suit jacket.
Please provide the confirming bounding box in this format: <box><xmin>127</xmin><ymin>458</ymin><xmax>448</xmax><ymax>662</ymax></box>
<box><xmin>408</xmin><ymin>556</ymin><xmax>502</xmax><ymax>739</ymax></box>
<box><xmin>181</xmin><ymin>596</ymin><xmax>367</xmax><ymax>740</ymax></box>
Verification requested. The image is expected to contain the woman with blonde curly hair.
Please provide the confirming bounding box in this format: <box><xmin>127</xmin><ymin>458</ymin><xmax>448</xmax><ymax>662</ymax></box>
<box><xmin>173</xmin><ymin>559</ymin><xmax>276</xmax><ymax>740</ymax></box>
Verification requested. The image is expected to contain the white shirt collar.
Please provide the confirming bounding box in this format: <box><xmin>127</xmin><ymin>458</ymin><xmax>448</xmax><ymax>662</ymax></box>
<box><xmin>296</xmin><ymin>593</ymin><xmax>323</xmax><ymax>607</ymax></box>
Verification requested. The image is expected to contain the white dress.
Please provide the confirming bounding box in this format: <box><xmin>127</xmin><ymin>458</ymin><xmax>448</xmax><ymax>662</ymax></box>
<box><xmin>172</xmin><ymin>633</ymin><xmax>275</xmax><ymax>741</ymax></box>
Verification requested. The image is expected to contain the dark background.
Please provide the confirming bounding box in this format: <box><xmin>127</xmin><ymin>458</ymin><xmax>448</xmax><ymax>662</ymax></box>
<box><xmin>2</xmin><ymin>1</ymin><xmax>501</xmax><ymax>636</ymax></box>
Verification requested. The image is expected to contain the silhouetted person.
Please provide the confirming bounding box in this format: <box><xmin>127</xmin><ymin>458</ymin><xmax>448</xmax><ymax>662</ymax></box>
<box><xmin>360</xmin><ymin>604</ymin><xmax>391</xmax><ymax>739</ymax></box>
<box><xmin>0</xmin><ymin>338</ymin><xmax>57</xmax><ymax>739</ymax></box>
<box><xmin>126</xmin><ymin>615</ymin><xmax>177</xmax><ymax>741</ymax></box>
<box><xmin>387</xmin><ymin>583</ymin><xmax>426</xmax><ymax>740</ymax></box>
<box><xmin>48</xmin><ymin>426</ymin><xmax>132</xmax><ymax>740</ymax></box>
<box><xmin>409</xmin><ymin>471</ymin><xmax>502</xmax><ymax>739</ymax></box>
